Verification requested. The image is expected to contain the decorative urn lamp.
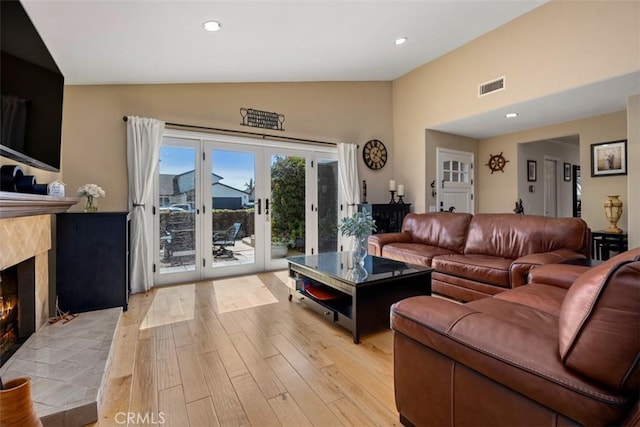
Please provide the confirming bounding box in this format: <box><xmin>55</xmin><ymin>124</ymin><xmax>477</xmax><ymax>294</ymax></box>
<box><xmin>604</xmin><ymin>195</ymin><xmax>623</xmax><ymax>233</ymax></box>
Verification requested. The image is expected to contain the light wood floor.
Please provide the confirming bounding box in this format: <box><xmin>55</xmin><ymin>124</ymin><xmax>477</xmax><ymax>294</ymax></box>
<box><xmin>91</xmin><ymin>270</ymin><xmax>400</xmax><ymax>427</ymax></box>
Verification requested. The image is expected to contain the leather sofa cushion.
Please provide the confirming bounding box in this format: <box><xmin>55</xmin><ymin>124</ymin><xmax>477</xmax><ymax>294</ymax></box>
<box><xmin>559</xmin><ymin>248</ymin><xmax>640</xmax><ymax>393</ymax></box>
<box><xmin>465</xmin><ymin>214</ymin><xmax>589</xmax><ymax>259</ymax></box>
<box><xmin>468</xmin><ymin>294</ymin><xmax>560</xmax><ymax>337</ymax></box>
<box><xmin>493</xmin><ymin>283</ymin><xmax>566</xmax><ymax>317</ymax></box>
<box><xmin>382</xmin><ymin>243</ymin><xmax>456</xmax><ymax>268</ymax></box>
<box><xmin>402</xmin><ymin>212</ymin><xmax>472</xmax><ymax>253</ymax></box>
<box><xmin>432</xmin><ymin>254</ymin><xmax>511</xmax><ymax>287</ymax></box>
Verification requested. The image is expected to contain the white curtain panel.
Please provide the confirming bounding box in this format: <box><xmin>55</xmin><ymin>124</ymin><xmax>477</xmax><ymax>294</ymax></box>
<box><xmin>337</xmin><ymin>143</ymin><xmax>360</xmax><ymax>249</ymax></box>
<box><xmin>127</xmin><ymin>116</ymin><xmax>164</xmax><ymax>294</ymax></box>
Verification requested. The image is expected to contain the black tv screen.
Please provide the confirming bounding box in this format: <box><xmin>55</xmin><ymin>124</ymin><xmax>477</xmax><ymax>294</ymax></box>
<box><xmin>1</xmin><ymin>0</ymin><xmax>64</xmax><ymax>172</ymax></box>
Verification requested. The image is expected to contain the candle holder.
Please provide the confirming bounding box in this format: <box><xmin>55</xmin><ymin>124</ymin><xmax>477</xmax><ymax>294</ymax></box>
<box><xmin>397</xmin><ymin>195</ymin><xmax>405</xmax><ymax>204</ymax></box>
<box><xmin>389</xmin><ymin>190</ymin><xmax>396</xmax><ymax>204</ymax></box>
<box><xmin>362</xmin><ymin>180</ymin><xmax>367</xmax><ymax>204</ymax></box>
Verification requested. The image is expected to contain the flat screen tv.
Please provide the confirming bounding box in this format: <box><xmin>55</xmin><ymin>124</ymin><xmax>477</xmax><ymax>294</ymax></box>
<box><xmin>1</xmin><ymin>0</ymin><xmax>64</xmax><ymax>172</ymax></box>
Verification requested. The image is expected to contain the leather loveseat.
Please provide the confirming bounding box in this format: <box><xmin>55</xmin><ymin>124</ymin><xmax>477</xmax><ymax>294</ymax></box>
<box><xmin>368</xmin><ymin>212</ymin><xmax>590</xmax><ymax>302</ymax></box>
<box><xmin>390</xmin><ymin>248</ymin><xmax>640</xmax><ymax>426</ymax></box>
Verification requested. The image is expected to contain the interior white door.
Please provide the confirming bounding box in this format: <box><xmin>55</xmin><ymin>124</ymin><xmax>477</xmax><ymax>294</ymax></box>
<box><xmin>437</xmin><ymin>148</ymin><xmax>474</xmax><ymax>213</ymax></box>
<box><xmin>544</xmin><ymin>158</ymin><xmax>558</xmax><ymax>217</ymax></box>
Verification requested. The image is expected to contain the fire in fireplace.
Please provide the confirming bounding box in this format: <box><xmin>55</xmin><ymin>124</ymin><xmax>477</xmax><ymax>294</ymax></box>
<box><xmin>0</xmin><ymin>258</ymin><xmax>35</xmax><ymax>367</ymax></box>
<box><xmin>1</xmin><ymin>268</ymin><xmax>20</xmax><ymax>366</ymax></box>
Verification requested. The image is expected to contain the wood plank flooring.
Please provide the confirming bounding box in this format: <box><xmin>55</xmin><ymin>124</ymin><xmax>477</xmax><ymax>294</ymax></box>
<box><xmin>91</xmin><ymin>270</ymin><xmax>400</xmax><ymax>427</ymax></box>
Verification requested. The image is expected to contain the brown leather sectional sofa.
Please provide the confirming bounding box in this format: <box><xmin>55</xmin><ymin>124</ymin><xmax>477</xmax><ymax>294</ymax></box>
<box><xmin>368</xmin><ymin>212</ymin><xmax>591</xmax><ymax>301</ymax></box>
<box><xmin>390</xmin><ymin>247</ymin><xmax>640</xmax><ymax>426</ymax></box>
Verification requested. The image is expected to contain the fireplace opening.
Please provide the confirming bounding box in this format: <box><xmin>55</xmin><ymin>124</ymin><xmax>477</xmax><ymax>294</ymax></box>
<box><xmin>1</xmin><ymin>257</ymin><xmax>36</xmax><ymax>367</ymax></box>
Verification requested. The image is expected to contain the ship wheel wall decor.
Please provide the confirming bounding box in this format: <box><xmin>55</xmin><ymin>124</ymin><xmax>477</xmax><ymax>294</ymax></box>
<box><xmin>486</xmin><ymin>152</ymin><xmax>509</xmax><ymax>173</ymax></box>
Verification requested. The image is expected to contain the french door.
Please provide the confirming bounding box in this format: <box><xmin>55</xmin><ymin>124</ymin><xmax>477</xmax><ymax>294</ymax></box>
<box><xmin>153</xmin><ymin>131</ymin><xmax>340</xmax><ymax>285</ymax></box>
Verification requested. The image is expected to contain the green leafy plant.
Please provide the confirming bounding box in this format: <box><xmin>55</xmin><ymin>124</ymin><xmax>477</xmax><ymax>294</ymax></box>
<box><xmin>270</xmin><ymin>155</ymin><xmax>305</xmax><ymax>242</ymax></box>
<box><xmin>271</xmin><ymin>235</ymin><xmax>293</xmax><ymax>247</ymax></box>
<box><xmin>337</xmin><ymin>211</ymin><xmax>376</xmax><ymax>239</ymax></box>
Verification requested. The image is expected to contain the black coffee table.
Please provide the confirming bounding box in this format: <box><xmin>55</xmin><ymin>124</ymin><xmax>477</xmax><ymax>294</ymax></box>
<box><xmin>287</xmin><ymin>252</ymin><xmax>432</xmax><ymax>343</ymax></box>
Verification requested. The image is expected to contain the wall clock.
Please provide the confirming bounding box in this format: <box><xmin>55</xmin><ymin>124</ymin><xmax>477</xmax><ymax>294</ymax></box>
<box><xmin>362</xmin><ymin>139</ymin><xmax>388</xmax><ymax>170</ymax></box>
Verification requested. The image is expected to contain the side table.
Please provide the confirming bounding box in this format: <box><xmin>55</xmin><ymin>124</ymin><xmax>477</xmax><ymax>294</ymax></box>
<box><xmin>591</xmin><ymin>230</ymin><xmax>628</xmax><ymax>261</ymax></box>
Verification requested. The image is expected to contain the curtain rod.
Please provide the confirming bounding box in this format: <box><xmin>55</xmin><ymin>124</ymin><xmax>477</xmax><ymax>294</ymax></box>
<box><xmin>122</xmin><ymin>116</ymin><xmax>339</xmax><ymax>147</ymax></box>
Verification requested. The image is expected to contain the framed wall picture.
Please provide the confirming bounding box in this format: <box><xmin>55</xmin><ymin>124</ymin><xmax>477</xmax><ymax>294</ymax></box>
<box><xmin>527</xmin><ymin>160</ymin><xmax>537</xmax><ymax>182</ymax></box>
<box><xmin>591</xmin><ymin>140</ymin><xmax>627</xmax><ymax>177</ymax></box>
<box><xmin>563</xmin><ymin>162</ymin><xmax>571</xmax><ymax>182</ymax></box>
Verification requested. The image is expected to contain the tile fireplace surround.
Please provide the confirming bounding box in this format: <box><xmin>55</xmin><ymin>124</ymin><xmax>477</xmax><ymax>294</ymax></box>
<box><xmin>0</xmin><ymin>192</ymin><xmax>122</xmax><ymax>426</ymax></box>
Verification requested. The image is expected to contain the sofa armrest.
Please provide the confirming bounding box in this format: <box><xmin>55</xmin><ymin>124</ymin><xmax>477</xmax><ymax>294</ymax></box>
<box><xmin>527</xmin><ymin>263</ymin><xmax>589</xmax><ymax>289</ymax></box>
<box><xmin>367</xmin><ymin>232</ymin><xmax>412</xmax><ymax>256</ymax></box>
<box><xmin>510</xmin><ymin>249</ymin><xmax>588</xmax><ymax>287</ymax></box>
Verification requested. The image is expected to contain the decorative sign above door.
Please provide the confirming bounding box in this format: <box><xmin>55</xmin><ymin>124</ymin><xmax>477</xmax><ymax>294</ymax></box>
<box><xmin>240</xmin><ymin>107</ymin><xmax>285</xmax><ymax>131</ymax></box>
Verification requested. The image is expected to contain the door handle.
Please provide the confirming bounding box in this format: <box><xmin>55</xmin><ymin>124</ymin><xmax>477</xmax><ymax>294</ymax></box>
<box><xmin>265</xmin><ymin>198</ymin><xmax>269</xmax><ymax>215</ymax></box>
<box><xmin>257</xmin><ymin>199</ymin><xmax>262</xmax><ymax>215</ymax></box>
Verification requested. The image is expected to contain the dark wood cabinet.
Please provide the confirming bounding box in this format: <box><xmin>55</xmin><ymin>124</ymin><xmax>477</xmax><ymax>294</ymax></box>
<box><xmin>358</xmin><ymin>203</ymin><xmax>411</xmax><ymax>234</ymax></box>
<box><xmin>56</xmin><ymin>212</ymin><xmax>130</xmax><ymax>313</ymax></box>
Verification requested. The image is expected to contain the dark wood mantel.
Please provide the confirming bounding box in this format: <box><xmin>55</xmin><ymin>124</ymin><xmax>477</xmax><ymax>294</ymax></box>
<box><xmin>0</xmin><ymin>191</ymin><xmax>79</xmax><ymax>219</ymax></box>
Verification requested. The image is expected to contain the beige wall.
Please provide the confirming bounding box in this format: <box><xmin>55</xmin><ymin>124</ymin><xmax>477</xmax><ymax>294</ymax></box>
<box><xmin>61</xmin><ymin>82</ymin><xmax>393</xmax><ymax>212</ymax></box>
<box><xmin>392</xmin><ymin>0</ymin><xmax>639</xmax><ymax>213</ymax></box>
<box><xmin>479</xmin><ymin>112</ymin><xmax>628</xmax><ymax>233</ymax></box>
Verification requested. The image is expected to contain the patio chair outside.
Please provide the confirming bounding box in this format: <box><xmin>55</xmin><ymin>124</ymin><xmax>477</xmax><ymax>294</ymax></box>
<box><xmin>213</xmin><ymin>222</ymin><xmax>242</xmax><ymax>258</ymax></box>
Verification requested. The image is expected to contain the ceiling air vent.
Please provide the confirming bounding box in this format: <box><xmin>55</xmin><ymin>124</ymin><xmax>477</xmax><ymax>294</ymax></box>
<box><xmin>478</xmin><ymin>76</ymin><xmax>505</xmax><ymax>97</ymax></box>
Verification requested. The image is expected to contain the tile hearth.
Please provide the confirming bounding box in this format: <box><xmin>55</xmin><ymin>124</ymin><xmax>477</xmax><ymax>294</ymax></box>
<box><xmin>0</xmin><ymin>308</ymin><xmax>121</xmax><ymax>426</ymax></box>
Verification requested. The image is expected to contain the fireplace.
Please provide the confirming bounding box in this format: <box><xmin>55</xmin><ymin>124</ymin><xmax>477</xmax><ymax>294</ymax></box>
<box><xmin>0</xmin><ymin>211</ymin><xmax>58</xmax><ymax>348</ymax></box>
<box><xmin>0</xmin><ymin>193</ymin><xmax>124</xmax><ymax>426</ymax></box>
<box><xmin>0</xmin><ymin>257</ymin><xmax>36</xmax><ymax>367</ymax></box>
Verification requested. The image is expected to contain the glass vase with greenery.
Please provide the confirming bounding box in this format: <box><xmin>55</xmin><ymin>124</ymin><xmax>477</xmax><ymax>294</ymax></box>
<box><xmin>337</xmin><ymin>211</ymin><xmax>376</xmax><ymax>266</ymax></box>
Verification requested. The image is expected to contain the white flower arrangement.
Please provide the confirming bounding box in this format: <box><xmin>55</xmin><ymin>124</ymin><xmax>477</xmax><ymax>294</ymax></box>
<box><xmin>77</xmin><ymin>183</ymin><xmax>105</xmax><ymax>198</ymax></box>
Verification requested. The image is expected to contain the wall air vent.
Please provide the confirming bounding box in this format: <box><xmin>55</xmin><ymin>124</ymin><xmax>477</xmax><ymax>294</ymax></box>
<box><xmin>478</xmin><ymin>76</ymin><xmax>505</xmax><ymax>97</ymax></box>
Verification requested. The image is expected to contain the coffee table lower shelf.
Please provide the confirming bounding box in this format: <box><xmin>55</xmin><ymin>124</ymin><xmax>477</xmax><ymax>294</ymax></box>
<box><xmin>288</xmin><ymin>260</ymin><xmax>431</xmax><ymax>344</ymax></box>
<box><xmin>290</xmin><ymin>287</ymin><xmax>355</xmax><ymax>337</ymax></box>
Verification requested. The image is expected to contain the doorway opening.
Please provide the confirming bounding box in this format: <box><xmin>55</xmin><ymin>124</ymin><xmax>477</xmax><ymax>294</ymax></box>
<box><xmin>517</xmin><ymin>135</ymin><xmax>579</xmax><ymax>216</ymax></box>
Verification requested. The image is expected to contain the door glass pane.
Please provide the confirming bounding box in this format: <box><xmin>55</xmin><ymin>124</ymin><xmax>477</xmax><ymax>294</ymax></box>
<box><xmin>270</xmin><ymin>154</ymin><xmax>305</xmax><ymax>260</ymax></box>
<box><xmin>317</xmin><ymin>158</ymin><xmax>339</xmax><ymax>253</ymax></box>
<box><xmin>158</xmin><ymin>144</ymin><xmax>196</xmax><ymax>274</ymax></box>
<box><xmin>211</xmin><ymin>149</ymin><xmax>255</xmax><ymax>268</ymax></box>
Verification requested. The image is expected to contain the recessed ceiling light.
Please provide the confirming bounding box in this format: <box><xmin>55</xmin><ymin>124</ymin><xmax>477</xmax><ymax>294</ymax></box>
<box><xmin>203</xmin><ymin>21</ymin><xmax>222</xmax><ymax>32</ymax></box>
<box><xmin>394</xmin><ymin>37</ymin><xmax>408</xmax><ymax>45</ymax></box>
<box><xmin>505</xmin><ymin>112</ymin><xmax>519</xmax><ymax>118</ymax></box>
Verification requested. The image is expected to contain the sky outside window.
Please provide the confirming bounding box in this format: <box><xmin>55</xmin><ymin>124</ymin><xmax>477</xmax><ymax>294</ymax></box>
<box><xmin>160</xmin><ymin>146</ymin><xmax>255</xmax><ymax>191</ymax></box>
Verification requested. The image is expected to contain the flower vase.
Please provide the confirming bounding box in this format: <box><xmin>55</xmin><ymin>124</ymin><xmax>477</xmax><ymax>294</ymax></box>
<box><xmin>84</xmin><ymin>196</ymin><xmax>98</xmax><ymax>213</ymax></box>
<box><xmin>351</xmin><ymin>236</ymin><xmax>368</xmax><ymax>267</ymax></box>
<box><xmin>0</xmin><ymin>377</ymin><xmax>43</xmax><ymax>427</ymax></box>
<box><xmin>604</xmin><ymin>195</ymin><xmax>623</xmax><ymax>233</ymax></box>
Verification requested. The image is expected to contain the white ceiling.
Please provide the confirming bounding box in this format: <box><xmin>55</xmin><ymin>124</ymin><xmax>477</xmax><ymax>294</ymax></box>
<box><xmin>21</xmin><ymin>0</ymin><xmax>639</xmax><ymax>139</ymax></box>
